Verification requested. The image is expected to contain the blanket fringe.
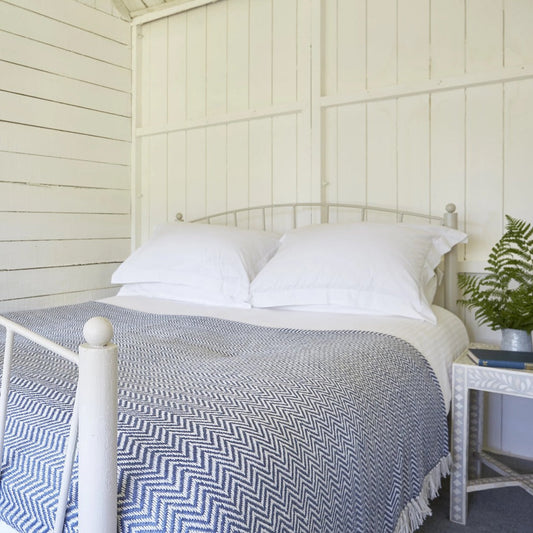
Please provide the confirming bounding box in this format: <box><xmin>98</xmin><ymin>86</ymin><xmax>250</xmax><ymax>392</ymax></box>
<box><xmin>393</xmin><ymin>453</ymin><xmax>452</xmax><ymax>533</ymax></box>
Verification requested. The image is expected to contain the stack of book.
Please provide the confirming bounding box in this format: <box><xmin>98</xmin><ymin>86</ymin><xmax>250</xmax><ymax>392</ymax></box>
<box><xmin>467</xmin><ymin>348</ymin><xmax>533</xmax><ymax>370</ymax></box>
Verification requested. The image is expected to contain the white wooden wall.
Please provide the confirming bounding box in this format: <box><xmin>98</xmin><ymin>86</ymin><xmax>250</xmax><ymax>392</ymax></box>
<box><xmin>135</xmin><ymin>0</ymin><xmax>533</xmax><ymax>458</ymax></box>
<box><xmin>0</xmin><ymin>0</ymin><xmax>131</xmax><ymax>313</ymax></box>
<box><xmin>134</xmin><ymin>0</ymin><xmax>533</xmax><ymax>254</ymax></box>
<box><xmin>323</xmin><ymin>0</ymin><xmax>533</xmax><ymax>261</ymax></box>
<box><xmin>133</xmin><ymin>0</ymin><xmax>313</xmax><ymax>241</ymax></box>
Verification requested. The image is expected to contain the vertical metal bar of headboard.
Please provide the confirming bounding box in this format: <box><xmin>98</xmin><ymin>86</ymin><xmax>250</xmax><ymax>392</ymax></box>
<box><xmin>444</xmin><ymin>203</ymin><xmax>459</xmax><ymax>315</ymax></box>
<box><xmin>0</xmin><ymin>329</ymin><xmax>14</xmax><ymax>467</ymax></box>
<box><xmin>233</xmin><ymin>211</ymin><xmax>238</xmax><ymax>227</ymax></box>
<box><xmin>261</xmin><ymin>208</ymin><xmax>266</xmax><ymax>230</ymax></box>
<box><xmin>292</xmin><ymin>205</ymin><xmax>296</xmax><ymax>229</ymax></box>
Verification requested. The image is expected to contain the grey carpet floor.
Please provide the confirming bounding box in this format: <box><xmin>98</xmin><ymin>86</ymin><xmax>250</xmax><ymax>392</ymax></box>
<box><xmin>419</xmin><ymin>455</ymin><xmax>533</xmax><ymax>532</ymax></box>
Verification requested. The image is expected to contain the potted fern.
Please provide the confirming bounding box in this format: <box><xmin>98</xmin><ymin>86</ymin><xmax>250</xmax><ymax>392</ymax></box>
<box><xmin>458</xmin><ymin>215</ymin><xmax>533</xmax><ymax>351</ymax></box>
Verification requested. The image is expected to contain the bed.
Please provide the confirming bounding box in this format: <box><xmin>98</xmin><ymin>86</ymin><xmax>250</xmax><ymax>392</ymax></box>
<box><xmin>0</xmin><ymin>203</ymin><xmax>469</xmax><ymax>533</ymax></box>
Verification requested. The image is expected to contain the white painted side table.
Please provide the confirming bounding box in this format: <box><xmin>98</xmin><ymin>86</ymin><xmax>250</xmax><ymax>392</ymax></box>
<box><xmin>450</xmin><ymin>345</ymin><xmax>533</xmax><ymax>524</ymax></box>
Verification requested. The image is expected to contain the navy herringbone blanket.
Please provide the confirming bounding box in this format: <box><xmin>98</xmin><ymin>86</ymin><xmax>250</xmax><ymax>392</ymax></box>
<box><xmin>0</xmin><ymin>302</ymin><xmax>448</xmax><ymax>533</ymax></box>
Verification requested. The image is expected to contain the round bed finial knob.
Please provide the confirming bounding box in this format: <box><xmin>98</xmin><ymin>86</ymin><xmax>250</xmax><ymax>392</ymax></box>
<box><xmin>445</xmin><ymin>203</ymin><xmax>457</xmax><ymax>213</ymax></box>
<box><xmin>83</xmin><ymin>317</ymin><xmax>114</xmax><ymax>347</ymax></box>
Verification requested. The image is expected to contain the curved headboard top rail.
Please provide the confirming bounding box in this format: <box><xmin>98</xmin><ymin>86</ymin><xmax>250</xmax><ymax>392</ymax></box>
<box><xmin>175</xmin><ymin>202</ymin><xmax>460</xmax><ymax>314</ymax></box>
<box><xmin>176</xmin><ymin>202</ymin><xmax>457</xmax><ymax>230</ymax></box>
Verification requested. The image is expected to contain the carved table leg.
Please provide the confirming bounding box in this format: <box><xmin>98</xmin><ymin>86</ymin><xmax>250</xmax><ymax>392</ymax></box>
<box><xmin>450</xmin><ymin>364</ymin><xmax>469</xmax><ymax>524</ymax></box>
<box><xmin>469</xmin><ymin>389</ymin><xmax>484</xmax><ymax>479</ymax></box>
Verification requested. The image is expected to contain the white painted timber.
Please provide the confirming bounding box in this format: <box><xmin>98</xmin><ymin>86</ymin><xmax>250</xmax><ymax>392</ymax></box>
<box><xmin>397</xmin><ymin>94</ymin><xmax>430</xmax><ymax>214</ymax></box>
<box><xmin>0</xmin><ymin>1</ymin><xmax>130</xmax><ymax>67</ymax></box>
<box><xmin>430</xmin><ymin>0</ymin><xmax>465</xmax><ymax>79</ymax></box>
<box><xmin>0</xmin><ymin>61</ymin><xmax>130</xmax><ymax>117</ymax></box>
<box><xmin>465</xmin><ymin>0</ymin><xmax>503</xmax><ymax>73</ymax></box>
<box><xmin>429</xmin><ymin>89</ymin><xmax>466</xmax><ymax>230</ymax></box>
<box><xmin>0</xmin><ymin>91</ymin><xmax>130</xmax><ymax>142</ymax></box>
<box><xmin>336</xmin><ymin>0</ymin><xmax>366</xmax><ymax>93</ymax></box>
<box><xmin>137</xmin><ymin>103</ymin><xmax>305</xmax><ymax>138</ymax></box>
<box><xmin>134</xmin><ymin>0</ymin><xmax>311</xmax><ymax>245</ymax></box>
<box><xmin>206</xmin><ymin>125</ymin><xmax>228</xmax><ymax>217</ymax></box>
<box><xmin>464</xmin><ymin>84</ymin><xmax>504</xmax><ymax>259</ymax></box>
<box><xmin>505</xmin><ymin>0</ymin><xmax>533</xmax><ymax>67</ymax></box>
<box><xmin>135</xmin><ymin>0</ymin><xmax>533</xmax><ymax>255</ymax></box>
<box><xmin>335</xmin><ymin>104</ymin><xmax>366</xmax><ymax>210</ymax></box>
<box><xmin>366</xmin><ymin>0</ymin><xmax>397</xmax><ymax>88</ymax></box>
<box><xmin>206</xmin><ymin>1</ymin><xmax>228</xmax><ymax>116</ymax></box>
<box><xmin>3</xmin><ymin>264</ymin><xmax>120</xmax><ymax>301</ymax></box>
<box><xmin>0</xmin><ymin>183</ymin><xmax>129</xmax><ymax>214</ymax></box>
<box><xmin>0</xmin><ymin>240</ymin><xmax>130</xmax><ymax>271</ymax></box>
<box><xmin>226</xmin><ymin>0</ymin><xmax>249</xmax><ymax>113</ymax></box>
<box><xmin>0</xmin><ymin>213</ymin><xmax>130</xmax><ymax>241</ymax></box>
<box><xmin>0</xmin><ymin>289</ymin><xmax>119</xmax><ymax>315</ymax></box>
<box><xmin>397</xmin><ymin>0</ymin><xmax>429</xmax><ymax>84</ymax></box>
<box><xmin>0</xmin><ymin>0</ymin><xmax>131</xmax><ymax>312</ymax></box>
<box><xmin>0</xmin><ymin>31</ymin><xmax>130</xmax><ymax>93</ymax></box>
<box><xmin>503</xmin><ymin>78</ymin><xmax>533</xmax><ymax>222</ymax></box>
<box><xmin>7</xmin><ymin>0</ymin><xmax>130</xmax><ymax>43</ymax></box>
<box><xmin>366</xmin><ymin>100</ymin><xmax>397</xmax><ymax>215</ymax></box>
<box><xmin>0</xmin><ymin>152</ymin><xmax>129</xmax><ymax>190</ymax></box>
<box><xmin>132</xmin><ymin>0</ymin><xmax>221</xmax><ymax>26</ymax></box>
<box><xmin>0</xmin><ymin>123</ymin><xmax>129</xmax><ymax>166</ymax></box>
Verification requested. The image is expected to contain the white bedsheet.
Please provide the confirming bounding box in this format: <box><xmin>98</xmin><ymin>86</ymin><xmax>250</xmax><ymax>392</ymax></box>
<box><xmin>101</xmin><ymin>296</ymin><xmax>469</xmax><ymax>411</ymax></box>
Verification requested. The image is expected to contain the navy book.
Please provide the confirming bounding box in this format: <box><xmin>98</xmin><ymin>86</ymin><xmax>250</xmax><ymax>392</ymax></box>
<box><xmin>468</xmin><ymin>348</ymin><xmax>533</xmax><ymax>370</ymax></box>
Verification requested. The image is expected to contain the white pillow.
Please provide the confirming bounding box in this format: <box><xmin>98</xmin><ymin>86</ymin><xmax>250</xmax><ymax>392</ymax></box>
<box><xmin>250</xmin><ymin>222</ymin><xmax>467</xmax><ymax>323</ymax></box>
<box><xmin>117</xmin><ymin>282</ymin><xmax>252</xmax><ymax>308</ymax></box>
<box><xmin>112</xmin><ymin>223</ymin><xmax>280</xmax><ymax>306</ymax></box>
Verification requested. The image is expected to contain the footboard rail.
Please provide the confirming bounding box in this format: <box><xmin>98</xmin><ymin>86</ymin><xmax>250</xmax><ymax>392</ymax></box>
<box><xmin>0</xmin><ymin>315</ymin><xmax>118</xmax><ymax>533</ymax></box>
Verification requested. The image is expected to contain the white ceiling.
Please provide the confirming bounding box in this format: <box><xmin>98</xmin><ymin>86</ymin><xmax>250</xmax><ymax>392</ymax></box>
<box><xmin>112</xmin><ymin>0</ymin><xmax>195</xmax><ymax>20</ymax></box>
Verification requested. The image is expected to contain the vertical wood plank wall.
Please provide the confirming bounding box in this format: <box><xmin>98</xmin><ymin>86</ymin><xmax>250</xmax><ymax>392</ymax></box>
<box><xmin>134</xmin><ymin>0</ymin><xmax>312</xmax><ymax>241</ymax></box>
<box><xmin>135</xmin><ymin>0</ymin><xmax>533</xmax><ymax>259</ymax></box>
<box><xmin>0</xmin><ymin>0</ymin><xmax>131</xmax><ymax>313</ymax></box>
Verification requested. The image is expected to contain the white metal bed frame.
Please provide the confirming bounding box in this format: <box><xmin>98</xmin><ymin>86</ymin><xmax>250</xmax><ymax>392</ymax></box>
<box><xmin>0</xmin><ymin>202</ymin><xmax>459</xmax><ymax>533</ymax></box>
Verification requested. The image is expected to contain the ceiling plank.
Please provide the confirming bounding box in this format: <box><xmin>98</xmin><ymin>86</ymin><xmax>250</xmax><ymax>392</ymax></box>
<box><xmin>122</xmin><ymin>0</ymin><xmax>148</xmax><ymax>12</ymax></box>
<box><xmin>110</xmin><ymin>0</ymin><xmax>132</xmax><ymax>20</ymax></box>
<box><xmin>132</xmin><ymin>0</ymin><xmax>221</xmax><ymax>25</ymax></box>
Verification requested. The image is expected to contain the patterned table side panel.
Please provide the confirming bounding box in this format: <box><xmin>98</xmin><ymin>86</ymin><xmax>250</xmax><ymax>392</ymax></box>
<box><xmin>466</xmin><ymin>367</ymin><xmax>533</xmax><ymax>398</ymax></box>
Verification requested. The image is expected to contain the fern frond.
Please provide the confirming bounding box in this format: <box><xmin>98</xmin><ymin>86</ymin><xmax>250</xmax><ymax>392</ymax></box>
<box><xmin>458</xmin><ymin>215</ymin><xmax>533</xmax><ymax>332</ymax></box>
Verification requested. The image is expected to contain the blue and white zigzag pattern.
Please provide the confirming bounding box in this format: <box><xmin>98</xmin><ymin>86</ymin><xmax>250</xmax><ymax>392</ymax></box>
<box><xmin>0</xmin><ymin>302</ymin><xmax>448</xmax><ymax>533</ymax></box>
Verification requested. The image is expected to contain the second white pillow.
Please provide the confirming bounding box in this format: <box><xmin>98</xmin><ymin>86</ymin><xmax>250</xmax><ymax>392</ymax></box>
<box><xmin>250</xmin><ymin>222</ymin><xmax>467</xmax><ymax>323</ymax></box>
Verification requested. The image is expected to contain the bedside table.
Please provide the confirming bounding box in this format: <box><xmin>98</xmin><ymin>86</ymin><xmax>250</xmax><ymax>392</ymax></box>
<box><xmin>449</xmin><ymin>345</ymin><xmax>533</xmax><ymax>524</ymax></box>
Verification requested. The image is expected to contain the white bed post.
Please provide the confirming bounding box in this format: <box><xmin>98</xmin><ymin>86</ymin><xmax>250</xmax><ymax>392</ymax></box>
<box><xmin>444</xmin><ymin>203</ymin><xmax>459</xmax><ymax>315</ymax></box>
<box><xmin>78</xmin><ymin>317</ymin><xmax>118</xmax><ymax>533</ymax></box>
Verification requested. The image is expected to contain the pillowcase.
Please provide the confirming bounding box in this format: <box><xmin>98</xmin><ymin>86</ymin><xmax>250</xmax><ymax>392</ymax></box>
<box><xmin>112</xmin><ymin>223</ymin><xmax>280</xmax><ymax>306</ymax></box>
<box><xmin>116</xmin><ymin>282</ymin><xmax>253</xmax><ymax>308</ymax></box>
<box><xmin>250</xmin><ymin>222</ymin><xmax>467</xmax><ymax>323</ymax></box>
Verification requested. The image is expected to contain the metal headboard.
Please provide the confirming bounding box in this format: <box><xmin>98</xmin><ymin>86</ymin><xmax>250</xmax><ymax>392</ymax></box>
<box><xmin>175</xmin><ymin>202</ymin><xmax>459</xmax><ymax>314</ymax></box>
<box><xmin>176</xmin><ymin>202</ymin><xmax>452</xmax><ymax>228</ymax></box>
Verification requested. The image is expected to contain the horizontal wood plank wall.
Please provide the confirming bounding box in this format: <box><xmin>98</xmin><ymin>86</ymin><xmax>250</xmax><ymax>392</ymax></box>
<box><xmin>134</xmin><ymin>0</ymin><xmax>312</xmax><ymax>244</ymax></box>
<box><xmin>0</xmin><ymin>0</ymin><xmax>131</xmax><ymax>313</ymax></box>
